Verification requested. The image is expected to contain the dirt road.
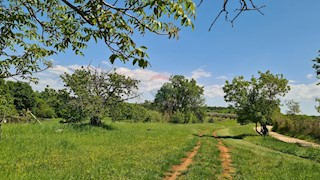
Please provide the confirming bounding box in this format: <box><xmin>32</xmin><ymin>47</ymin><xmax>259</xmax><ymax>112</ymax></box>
<box><xmin>256</xmin><ymin>126</ymin><xmax>320</xmax><ymax>148</ymax></box>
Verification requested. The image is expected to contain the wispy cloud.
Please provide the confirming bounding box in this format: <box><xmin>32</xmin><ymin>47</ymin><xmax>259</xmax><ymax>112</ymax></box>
<box><xmin>204</xmin><ymin>84</ymin><xmax>224</xmax><ymax>98</ymax></box>
<box><xmin>216</xmin><ymin>75</ymin><xmax>228</xmax><ymax>80</ymax></box>
<box><xmin>283</xmin><ymin>82</ymin><xmax>320</xmax><ymax>101</ymax></box>
<box><xmin>191</xmin><ymin>68</ymin><xmax>211</xmax><ymax>79</ymax></box>
<box><xmin>307</xmin><ymin>74</ymin><xmax>314</xmax><ymax>80</ymax></box>
<box><xmin>288</xmin><ymin>80</ymin><xmax>297</xmax><ymax>84</ymax></box>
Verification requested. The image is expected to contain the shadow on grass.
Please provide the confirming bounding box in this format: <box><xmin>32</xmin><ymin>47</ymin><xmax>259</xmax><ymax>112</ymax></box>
<box><xmin>65</xmin><ymin>123</ymin><xmax>115</xmax><ymax>131</ymax></box>
<box><xmin>217</xmin><ymin>134</ymin><xmax>258</xmax><ymax>139</ymax></box>
<box><xmin>193</xmin><ymin>133</ymin><xmax>258</xmax><ymax>139</ymax></box>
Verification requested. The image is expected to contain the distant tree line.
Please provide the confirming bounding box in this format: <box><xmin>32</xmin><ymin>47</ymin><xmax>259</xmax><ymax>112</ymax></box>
<box><xmin>0</xmin><ymin>67</ymin><xmax>206</xmax><ymax>125</ymax></box>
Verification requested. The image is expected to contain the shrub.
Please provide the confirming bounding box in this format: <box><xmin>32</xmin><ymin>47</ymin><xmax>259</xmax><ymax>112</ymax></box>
<box><xmin>33</xmin><ymin>97</ymin><xmax>56</xmax><ymax>118</ymax></box>
<box><xmin>144</xmin><ymin>110</ymin><xmax>163</xmax><ymax>122</ymax></box>
<box><xmin>185</xmin><ymin>111</ymin><xmax>197</xmax><ymax>123</ymax></box>
<box><xmin>273</xmin><ymin>114</ymin><xmax>320</xmax><ymax>143</ymax></box>
<box><xmin>194</xmin><ymin>108</ymin><xmax>206</xmax><ymax>123</ymax></box>
<box><xmin>208</xmin><ymin>117</ymin><xmax>215</xmax><ymax>123</ymax></box>
<box><xmin>170</xmin><ymin>112</ymin><xmax>185</xmax><ymax>124</ymax></box>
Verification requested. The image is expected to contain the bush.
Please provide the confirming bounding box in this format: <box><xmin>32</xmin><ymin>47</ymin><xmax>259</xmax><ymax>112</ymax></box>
<box><xmin>33</xmin><ymin>98</ymin><xmax>56</xmax><ymax>118</ymax></box>
<box><xmin>208</xmin><ymin>117</ymin><xmax>215</xmax><ymax>123</ymax></box>
<box><xmin>144</xmin><ymin>110</ymin><xmax>163</xmax><ymax>122</ymax></box>
<box><xmin>170</xmin><ymin>112</ymin><xmax>185</xmax><ymax>124</ymax></box>
<box><xmin>194</xmin><ymin>108</ymin><xmax>206</xmax><ymax>123</ymax></box>
<box><xmin>184</xmin><ymin>111</ymin><xmax>197</xmax><ymax>123</ymax></box>
<box><xmin>273</xmin><ymin>114</ymin><xmax>320</xmax><ymax>143</ymax></box>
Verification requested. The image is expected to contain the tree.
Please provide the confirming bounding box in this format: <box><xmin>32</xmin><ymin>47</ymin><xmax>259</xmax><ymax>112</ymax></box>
<box><xmin>223</xmin><ymin>71</ymin><xmax>290</xmax><ymax>136</ymax></box>
<box><xmin>313</xmin><ymin>51</ymin><xmax>320</xmax><ymax>112</ymax></box>
<box><xmin>154</xmin><ymin>75</ymin><xmax>205</xmax><ymax>123</ymax></box>
<box><xmin>0</xmin><ymin>80</ymin><xmax>17</xmax><ymax>139</ymax></box>
<box><xmin>33</xmin><ymin>93</ymin><xmax>56</xmax><ymax>118</ymax></box>
<box><xmin>316</xmin><ymin>98</ymin><xmax>320</xmax><ymax>113</ymax></box>
<box><xmin>285</xmin><ymin>100</ymin><xmax>301</xmax><ymax>115</ymax></box>
<box><xmin>0</xmin><ymin>0</ymin><xmax>196</xmax><ymax>80</ymax></box>
<box><xmin>313</xmin><ymin>50</ymin><xmax>320</xmax><ymax>80</ymax></box>
<box><xmin>6</xmin><ymin>81</ymin><xmax>36</xmax><ymax>112</ymax></box>
<box><xmin>1</xmin><ymin>0</ymin><xmax>265</xmax><ymax>80</ymax></box>
<box><xmin>40</xmin><ymin>87</ymin><xmax>72</xmax><ymax>118</ymax></box>
<box><xmin>61</xmin><ymin>66</ymin><xmax>140</xmax><ymax>126</ymax></box>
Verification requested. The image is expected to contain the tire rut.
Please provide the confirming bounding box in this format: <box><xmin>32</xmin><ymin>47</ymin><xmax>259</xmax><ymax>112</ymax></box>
<box><xmin>163</xmin><ymin>142</ymin><xmax>202</xmax><ymax>180</ymax></box>
<box><xmin>213</xmin><ymin>131</ymin><xmax>235</xmax><ymax>180</ymax></box>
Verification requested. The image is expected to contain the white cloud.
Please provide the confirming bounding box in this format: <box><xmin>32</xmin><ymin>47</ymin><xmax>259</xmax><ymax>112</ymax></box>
<box><xmin>216</xmin><ymin>75</ymin><xmax>228</xmax><ymax>80</ymax></box>
<box><xmin>115</xmin><ymin>67</ymin><xmax>171</xmax><ymax>100</ymax></box>
<box><xmin>288</xmin><ymin>80</ymin><xmax>297</xmax><ymax>84</ymax></box>
<box><xmin>283</xmin><ymin>82</ymin><xmax>320</xmax><ymax>101</ymax></box>
<box><xmin>204</xmin><ymin>84</ymin><xmax>224</xmax><ymax>98</ymax></box>
<box><xmin>191</xmin><ymin>68</ymin><xmax>211</xmax><ymax>79</ymax></box>
<box><xmin>47</xmin><ymin>64</ymin><xmax>83</xmax><ymax>75</ymax></box>
<box><xmin>307</xmin><ymin>74</ymin><xmax>314</xmax><ymax>80</ymax></box>
<box><xmin>28</xmin><ymin>64</ymin><xmax>171</xmax><ymax>99</ymax></box>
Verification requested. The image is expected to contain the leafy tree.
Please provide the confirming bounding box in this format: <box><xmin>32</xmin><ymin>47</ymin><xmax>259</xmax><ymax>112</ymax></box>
<box><xmin>61</xmin><ymin>66</ymin><xmax>139</xmax><ymax>126</ymax></box>
<box><xmin>33</xmin><ymin>94</ymin><xmax>56</xmax><ymax>118</ymax></box>
<box><xmin>313</xmin><ymin>50</ymin><xmax>320</xmax><ymax>80</ymax></box>
<box><xmin>6</xmin><ymin>81</ymin><xmax>36</xmax><ymax>112</ymax></box>
<box><xmin>0</xmin><ymin>80</ymin><xmax>16</xmax><ymax>117</ymax></box>
<box><xmin>223</xmin><ymin>71</ymin><xmax>290</xmax><ymax>136</ymax></box>
<box><xmin>40</xmin><ymin>87</ymin><xmax>72</xmax><ymax>118</ymax></box>
<box><xmin>313</xmin><ymin>51</ymin><xmax>320</xmax><ymax>112</ymax></box>
<box><xmin>0</xmin><ymin>0</ymin><xmax>196</xmax><ymax>80</ymax></box>
<box><xmin>0</xmin><ymin>80</ymin><xmax>18</xmax><ymax>139</ymax></box>
<box><xmin>285</xmin><ymin>100</ymin><xmax>301</xmax><ymax>115</ymax></box>
<box><xmin>316</xmin><ymin>99</ymin><xmax>320</xmax><ymax>113</ymax></box>
<box><xmin>1</xmin><ymin>0</ymin><xmax>264</xmax><ymax>80</ymax></box>
<box><xmin>154</xmin><ymin>75</ymin><xmax>205</xmax><ymax>123</ymax></box>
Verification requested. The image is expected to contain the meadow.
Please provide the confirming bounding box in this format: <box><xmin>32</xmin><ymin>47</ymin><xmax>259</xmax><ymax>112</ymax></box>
<box><xmin>1</xmin><ymin>119</ymin><xmax>320</xmax><ymax>179</ymax></box>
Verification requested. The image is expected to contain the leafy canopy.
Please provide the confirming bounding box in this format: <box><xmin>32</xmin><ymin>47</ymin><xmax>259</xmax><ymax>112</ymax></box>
<box><xmin>61</xmin><ymin>66</ymin><xmax>140</xmax><ymax>125</ymax></box>
<box><xmin>285</xmin><ymin>100</ymin><xmax>301</xmax><ymax>115</ymax></box>
<box><xmin>155</xmin><ymin>75</ymin><xmax>205</xmax><ymax>114</ymax></box>
<box><xmin>312</xmin><ymin>51</ymin><xmax>320</xmax><ymax>112</ymax></box>
<box><xmin>0</xmin><ymin>0</ymin><xmax>196</xmax><ymax>80</ymax></box>
<box><xmin>223</xmin><ymin>71</ymin><xmax>290</xmax><ymax>127</ymax></box>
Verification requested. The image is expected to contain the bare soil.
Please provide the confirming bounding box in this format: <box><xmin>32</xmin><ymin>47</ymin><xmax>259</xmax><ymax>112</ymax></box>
<box><xmin>163</xmin><ymin>142</ymin><xmax>202</xmax><ymax>180</ymax></box>
<box><xmin>213</xmin><ymin>131</ymin><xmax>235</xmax><ymax>180</ymax></box>
<box><xmin>256</xmin><ymin>126</ymin><xmax>320</xmax><ymax>148</ymax></box>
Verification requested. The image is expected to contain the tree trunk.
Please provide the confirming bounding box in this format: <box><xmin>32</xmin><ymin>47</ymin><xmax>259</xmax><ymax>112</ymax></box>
<box><xmin>255</xmin><ymin>122</ymin><xmax>263</xmax><ymax>136</ymax></box>
<box><xmin>90</xmin><ymin>116</ymin><xmax>102</xmax><ymax>126</ymax></box>
<box><xmin>261</xmin><ymin>123</ymin><xmax>269</xmax><ymax>136</ymax></box>
<box><xmin>0</xmin><ymin>112</ymin><xmax>4</xmax><ymax>140</ymax></box>
<box><xmin>0</xmin><ymin>122</ymin><xmax>2</xmax><ymax>140</ymax></box>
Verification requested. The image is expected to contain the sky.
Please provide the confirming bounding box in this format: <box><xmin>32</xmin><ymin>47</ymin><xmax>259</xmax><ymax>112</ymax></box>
<box><xmin>29</xmin><ymin>0</ymin><xmax>320</xmax><ymax>115</ymax></box>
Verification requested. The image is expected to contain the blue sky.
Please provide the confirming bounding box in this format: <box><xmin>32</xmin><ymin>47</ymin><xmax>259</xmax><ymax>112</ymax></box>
<box><xmin>32</xmin><ymin>0</ymin><xmax>320</xmax><ymax>115</ymax></box>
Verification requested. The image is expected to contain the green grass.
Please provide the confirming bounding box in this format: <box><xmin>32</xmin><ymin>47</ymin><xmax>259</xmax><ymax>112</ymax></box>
<box><xmin>1</xmin><ymin>119</ymin><xmax>320</xmax><ymax>179</ymax></box>
<box><xmin>214</xmin><ymin>121</ymin><xmax>320</xmax><ymax>179</ymax></box>
<box><xmin>0</xmin><ymin>120</ymin><xmax>221</xmax><ymax>179</ymax></box>
<box><xmin>179</xmin><ymin>133</ymin><xmax>221</xmax><ymax>180</ymax></box>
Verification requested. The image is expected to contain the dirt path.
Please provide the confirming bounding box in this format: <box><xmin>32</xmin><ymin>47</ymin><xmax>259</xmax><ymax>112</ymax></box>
<box><xmin>213</xmin><ymin>131</ymin><xmax>235</xmax><ymax>180</ymax></box>
<box><xmin>256</xmin><ymin>126</ymin><xmax>320</xmax><ymax>148</ymax></box>
<box><xmin>163</xmin><ymin>142</ymin><xmax>201</xmax><ymax>180</ymax></box>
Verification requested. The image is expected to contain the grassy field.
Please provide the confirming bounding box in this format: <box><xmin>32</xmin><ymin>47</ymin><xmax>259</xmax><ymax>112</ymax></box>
<box><xmin>1</xmin><ymin>119</ymin><xmax>319</xmax><ymax>179</ymax></box>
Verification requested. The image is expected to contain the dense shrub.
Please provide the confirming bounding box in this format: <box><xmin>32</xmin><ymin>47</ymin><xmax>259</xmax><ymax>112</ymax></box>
<box><xmin>273</xmin><ymin>114</ymin><xmax>320</xmax><ymax>143</ymax></box>
<box><xmin>33</xmin><ymin>97</ymin><xmax>56</xmax><ymax>118</ymax></box>
<box><xmin>144</xmin><ymin>110</ymin><xmax>163</xmax><ymax>122</ymax></box>
<box><xmin>208</xmin><ymin>117</ymin><xmax>215</xmax><ymax>123</ymax></box>
<box><xmin>169</xmin><ymin>111</ymin><xmax>185</xmax><ymax>124</ymax></box>
<box><xmin>169</xmin><ymin>111</ymin><xmax>204</xmax><ymax>124</ymax></box>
